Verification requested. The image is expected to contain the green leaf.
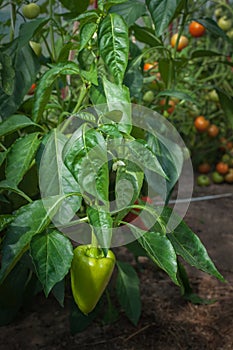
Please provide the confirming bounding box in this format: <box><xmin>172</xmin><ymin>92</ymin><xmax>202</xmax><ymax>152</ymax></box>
<box><xmin>0</xmin><ymin>179</ymin><xmax>32</xmax><ymax>202</ymax></box>
<box><xmin>116</xmin><ymin>261</ymin><xmax>141</xmax><ymax>325</ymax></box>
<box><xmin>103</xmin><ymin>78</ymin><xmax>131</xmax><ymax>134</ymax></box>
<box><xmin>0</xmin><ymin>44</ymin><xmax>40</xmax><ymax>119</ymax></box>
<box><xmin>216</xmin><ymin>89</ymin><xmax>233</xmax><ymax>129</ymax></box>
<box><xmin>160</xmin><ymin>208</ymin><xmax>225</xmax><ymax>281</ymax></box>
<box><xmin>110</xmin><ymin>0</ymin><xmax>147</xmax><ymax>27</ymax></box>
<box><xmin>0</xmin><ymin>53</ymin><xmax>15</xmax><ymax>95</ymax></box>
<box><xmin>146</xmin><ymin>0</ymin><xmax>183</xmax><ymax>36</ymax></box>
<box><xmin>191</xmin><ymin>49</ymin><xmax>223</xmax><ymax>59</ymax></box>
<box><xmin>127</xmin><ymin>139</ymin><xmax>167</xmax><ymax>178</ymax></box>
<box><xmin>87</xmin><ymin>207</ymin><xmax>113</xmax><ymax>250</ymax></box>
<box><xmin>39</xmin><ymin>129</ymin><xmax>82</xmax><ymax>226</ymax></box>
<box><xmin>177</xmin><ymin>261</ymin><xmax>215</xmax><ymax>305</ymax></box>
<box><xmin>30</xmin><ymin>229</ymin><xmax>73</xmax><ymax>296</ymax></box>
<box><xmin>64</xmin><ymin>125</ymin><xmax>109</xmax><ymax>203</ymax></box>
<box><xmin>0</xmin><ymin>151</ymin><xmax>7</xmax><ymax>168</ymax></box>
<box><xmin>132</xmin><ymin>25</ymin><xmax>161</xmax><ymax>47</ymax></box>
<box><xmin>0</xmin><ymin>215</ymin><xmax>14</xmax><ymax>232</ymax></box>
<box><xmin>90</xmin><ymin>77</ymin><xmax>106</xmax><ymax>105</ymax></box>
<box><xmin>32</xmin><ymin>62</ymin><xmax>79</xmax><ymax>122</ymax></box>
<box><xmin>52</xmin><ymin>279</ymin><xmax>65</xmax><ymax>307</ymax></box>
<box><xmin>98</xmin><ymin>13</ymin><xmax>129</xmax><ymax>84</ymax></box>
<box><xmin>59</xmin><ymin>0</ymin><xmax>89</xmax><ymax>14</ymax></box>
<box><xmin>5</xmin><ymin>133</ymin><xmax>41</xmax><ymax>186</ymax></box>
<box><xmin>73</xmin><ymin>111</ymin><xmax>96</xmax><ymax>123</ymax></box>
<box><xmin>80</xmin><ymin>65</ymin><xmax>98</xmax><ymax>85</ymax></box>
<box><xmin>146</xmin><ymin>133</ymin><xmax>183</xmax><ymax>202</ymax></box>
<box><xmin>80</xmin><ymin>22</ymin><xmax>98</xmax><ymax>51</ymax></box>
<box><xmin>115</xmin><ymin>160</ymin><xmax>143</xmax><ymax>211</ymax></box>
<box><xmin>124</xmin><ymin>56</ymin><xmax>143</xmax><ymax>99</ymax></box>
<box><xmin>0</xmin><ymin>197</ymin><xmax>63</xmax><ymax>283</ymax></box>
<box><xmin>157</xmin><ymin>89</ymin><xmax>196</xmax><ymax>104</ymax></box>
<box><xmin>17</xmin><ymin>18</ymin><xmax>49</xmax><ymax>48</ymax></box>
<box><xmin>132</xmin><ymin>227</ymin><xmax>179</xmax><ymax>285</ymax></box>
<box><xmin>0</xmin><ymin>114</ymin><xmax>41</xmax><ymax>137</ymax></box>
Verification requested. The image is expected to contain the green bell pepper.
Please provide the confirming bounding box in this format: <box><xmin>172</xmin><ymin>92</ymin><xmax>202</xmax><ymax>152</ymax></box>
<box><xmin>71</xmin><ymin>245</ymin><xmax>115</xmax><ymax>314</ymax></box>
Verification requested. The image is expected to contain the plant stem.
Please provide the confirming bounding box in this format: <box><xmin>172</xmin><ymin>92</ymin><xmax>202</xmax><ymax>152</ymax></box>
<box><xmin>72</xmin><ymin>84</ymin><xmax>90</xmax><ymax>114</ymax></box>
<box><xmin>49</xmin><ymin>0</ymin><xmax>56</xmax><ymax>62</ymax></box>
<box><xmin>10</xmin><ymin>2</ymin><xmax>16</xmax><ymax>41</ymax></box>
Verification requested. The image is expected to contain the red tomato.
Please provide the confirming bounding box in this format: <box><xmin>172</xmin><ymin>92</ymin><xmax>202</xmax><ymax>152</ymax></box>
<box><xmin>207</xmin><ymin>124</ymin><xmax>219</xmax><ymax>138</ymax></box>
<box><xmin>189</xmin><ymin>21</ymin><xmax>206</xmax><ymax>37</ymax></box>
<box><xmin>198</xmin><ymin>163</ymin><xmax>211</xmax><ymax>174</ymax></box>
<box><xmin>194</xmin><ymin>116</ymin><xmax>210</xmax><ymax>132</ymax></box>
<box><xmin>216</xmin><ymin>162</ymin><xmax>229</xmax><ymax>175</ymax></box>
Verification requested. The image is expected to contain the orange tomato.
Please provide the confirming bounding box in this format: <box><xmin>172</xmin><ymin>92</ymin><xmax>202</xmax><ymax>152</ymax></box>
<box><xmin>189</xmin><ymin>21</ymin><xmax>206</xmax><ymax>37</ymax></box>
<box><xmin>194</xmin><ymin>116</ymin><xmax>210</xmax><ymax>132</ymax></box>
<box><xmin>170</xmin><ymin>33</ymin><xmax>189</xmax><ymax>51</ymax></box>
<box><xmin>216</xmin><ymin>162</ymin><xmax>229</xmax><ymax>175</ymax></box>
<box><xmin>143</xmin><ymin>63</ymin><xmax>154</xmax><ymax>72</ymax></box>
<box><xmin>159</xmin><ymin>99</ymin><xmax>176</xmax><ymax>114</ymax></box>
<box><xmin>198</xmin><ymin>163</ymin><xmax>211</xmax><ymax>174</ymax></box>
<box><xmin>207</xmin><ymin>124</ymin><xmax>219</xmax><ymax>138</ymax></box>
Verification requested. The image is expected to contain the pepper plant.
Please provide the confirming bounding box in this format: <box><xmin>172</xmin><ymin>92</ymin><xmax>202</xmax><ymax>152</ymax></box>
<box><xmin>0</xmin><ymin>0</ymin><xmax>226</xmax><ymax>331</ymax></box>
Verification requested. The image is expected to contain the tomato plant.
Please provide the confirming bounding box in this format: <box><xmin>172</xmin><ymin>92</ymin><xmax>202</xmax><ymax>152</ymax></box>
<box><xmin>0</xmin><ymin>0</ymin><xmax>229</xmax><ymax>333</ymax></box>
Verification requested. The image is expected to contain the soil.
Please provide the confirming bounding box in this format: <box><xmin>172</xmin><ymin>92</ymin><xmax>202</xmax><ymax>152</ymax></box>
<box><xmin>0</xmin><ymin>180</ymin><xmax>232</xmax><ymax>350</ymax></box>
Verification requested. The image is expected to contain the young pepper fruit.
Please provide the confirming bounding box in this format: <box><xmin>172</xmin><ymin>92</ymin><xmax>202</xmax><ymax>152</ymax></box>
<box><xmin>71</xmin><ymin>245</ymin><xmax>115</xmax><ymax>314</ymax></box>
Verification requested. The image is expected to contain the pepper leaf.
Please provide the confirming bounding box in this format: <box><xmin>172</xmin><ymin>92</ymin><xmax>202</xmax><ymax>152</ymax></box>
<box><xmin>103</xmin><ymin>77</ymin><xmax>131</xmax><ymax>134</ymax></box>
<box><xmin>0</xmin><ymin>196</ymin><xmax>66</xmax><ymax>283</ymax></box>
<box><xmin>30</xmin><ymin>229</ymin><xmax>73</xmax><ymax>297</ymax></box>
<box><xmin>146</xmin><ymin>0</ymin><xmax>184</xmax><ymax>36</ymax></box>
<box><xmin>64</xmin><ymin>125</ymin><xmax>109</xmax><ymax>204</ymax></box>
<box><xmin>32</xmin><ymin>62</ymin><xmax>80</xmax><ymax>123</ymax></box>
<box><xmin>116</xmin><ymin>261</ymin><xmax>141</xmax><ymax>326</ymax></box>
<box><xmin>110</xmin><ymin>0</ymin><xmax>147</xmax><ymax>27</ymax></box>
<box><xmin>163</xmin><ymin>208</ymin><xmax>225</xmax><ymax>282</ymax></box>
<box><xmin>98</xmin><ymin>13</ymin><xmax>129</xmax><ymax>85</ymax></box>
<box><xmin>5</xmin><ymin>133</ymin><xmax>41</xmax><ymax>186</ymax></box>
<box><xmin>129</xmin><ymin>226</ymin><xmax>179</xmax><ymax>286</ymax></box>
<box><xmin>0</xmin><ymin>114</ymin><xmax>41</xmax><ymax>137</ymax></box>
<box><xmin>39</xmin><ymin>129</ymin><xmax>82</xmax><ymax>227</ymax></box>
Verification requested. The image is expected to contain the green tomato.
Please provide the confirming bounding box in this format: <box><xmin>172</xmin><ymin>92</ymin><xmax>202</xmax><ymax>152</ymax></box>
<box><xmin>29</xmin><ymin>41</ymin><xmax>42</xmax><ymax>56</ymax></box>
<box><xmin>22</xmin><ymin>3</ymin><xmax>40</xmax><ymax>19</ymax></box>
<box><xmin>218</xmin><ymin>16</ymin><xmax>232</xmax><ymax>31</ymax></box>
<box><xmin>197</xmin><ymin>175</ymin><xmax>211</xmax><ymax>186</ymax></box>
<box><xmin>211</xmin><ymin>171</ymin><xmax>224</xmax><ymax>184</ymax></box>
<box><xmin>214</xmin><ymin>7</ymin><xmax>223</xmax><ymax>18</ymax></box>
<box><xmin>227</xmin><ymin>29</ymin><xmax>233</xmax><ymax>40</ymax></box>
<box><xmin>143</xmin><ymin>90</ymin><xmax>154</xmax><ymax>103</ymax></box>
<box><xmin>71</xmin><ymin>245</ymin><xmax>115</xmax><ymax>314</ymax></box>
<box><xmin>207</xmin><ymin>90</ymin><xmax>219</xmax><ymax>102</ymax></box>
